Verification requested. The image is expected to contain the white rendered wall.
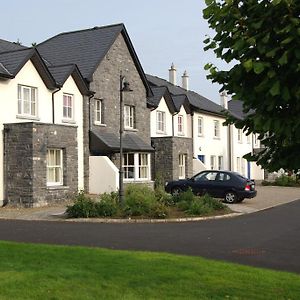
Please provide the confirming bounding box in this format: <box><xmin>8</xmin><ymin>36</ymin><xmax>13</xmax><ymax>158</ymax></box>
<box><xmin>193</xmin><ymin>112</ymin><xmax>228</xmax><ymax>170</ymax></box>
<box><xmin>89</xmin><ymin>156</ymin><xmax>119</xmax><ymax>194</ymax></box>
<box><xmin>0</xmin><ymin>60</ymin><xmax>85</xmax><ymax>201</ymax></box>
<box><xmin>150</xmin><ymin>97</ymin><xmax>173</xmax><ymax>137</ymax></box>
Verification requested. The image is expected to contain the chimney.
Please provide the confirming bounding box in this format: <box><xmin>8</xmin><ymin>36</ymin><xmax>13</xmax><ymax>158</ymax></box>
<box><xmin>182</xmin><ymin>70</ymin><xmax>189</xmax><ymax>90</ymax></box>
<box><xmin>169</xmin><ymin>63</ymin><xmax>177</xmax><ymax>85</ymax></box>
<box><xmin>220</xmin><ymin>91</ymin><xmax>228</xmax><ymax>109</ymax></box>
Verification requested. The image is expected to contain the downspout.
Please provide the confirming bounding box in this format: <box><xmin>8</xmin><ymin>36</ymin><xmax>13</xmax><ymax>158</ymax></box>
<box><xmin>228</xmin><ymin>124</ymin><xmax>232</xmax><ymax>170</ymax></box>
<box><xmin>51</xmin><ymin>87</ymin><xmax>61</xmax><ymax>124</ymax></box>
<box><xmin>88</xmin><ymin>93</ymin><xmax>95</xmax><ymax>131</ymax></box>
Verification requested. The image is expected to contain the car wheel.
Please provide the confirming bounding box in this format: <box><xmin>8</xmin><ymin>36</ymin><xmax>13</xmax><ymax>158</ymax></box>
<box><xmin>171</xmin><ymin>187</ymin><xmax>182</xmax><ymax>196</ymax></box>
<box><xmin>224</xmin><ymin>191</ymin><xmax>238</xmax><ymax>203</ymax></box>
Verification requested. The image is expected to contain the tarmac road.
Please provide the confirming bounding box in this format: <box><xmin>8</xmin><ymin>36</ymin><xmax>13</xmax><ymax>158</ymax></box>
<box><xmin>0</xmin><ymin>198</ymin><xmax>300</xmax><ymax>274</ymax></box>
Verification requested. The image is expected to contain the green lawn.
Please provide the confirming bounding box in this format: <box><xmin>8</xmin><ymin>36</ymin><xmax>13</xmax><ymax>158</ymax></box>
<box><xmin>0</xmin><ymin>241</ymin><xmax>299</xmax><ymax>299</ymax></box>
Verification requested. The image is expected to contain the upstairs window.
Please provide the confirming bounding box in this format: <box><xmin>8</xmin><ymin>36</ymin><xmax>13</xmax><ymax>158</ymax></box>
<box><xmin>63</xmin><ymin>94</ymin><xmax>74</xmax><ymax>120</ymax></box>
<box><xmin>178</xmin><ymin>115</ymin><xmax>184</xmax><ymax>135</ymax></box>
<box><xmin>18</xmin><ymin>85</ymin><xmax>37</xmax><ymax>117</ymax></box>
<box><xmin>156</xmin><ymin>111</ymin><xmax>166</xmax><ymax>133</ymax></box>
<box><xmin>95</xmin><ymin>99</ymin><xmax>104</xmax><ymax>124</ymax></box>
<box><xmin>237</xmin><ymin>129</ymin><xmax>243</xmax><ymax>143</ymax></box>
<box><xmin>213</xmin><ymin>120</ymin><xmax>220</xmax><ymax>138</ymax></box>
<box><xmin>198</xmin><ymin>117</ymin><xmax>203</xmax><ymax>136</ymax></box>
<box><xmin>124</xmin><ymin>105</ymin><xmax>135</xmax><ymax>129</ymax></box>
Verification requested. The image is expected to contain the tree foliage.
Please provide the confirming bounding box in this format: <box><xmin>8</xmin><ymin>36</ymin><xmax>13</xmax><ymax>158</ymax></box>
<box><xmin>203</xmin><ymin>0</ymin><xmax>300</xmax><ymax>172</ymax></box>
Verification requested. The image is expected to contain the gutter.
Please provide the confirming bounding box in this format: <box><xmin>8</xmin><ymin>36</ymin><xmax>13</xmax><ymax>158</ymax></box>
<box><xmin>51</xmin><ymin>87</ymin><xmax>61</xmax><ymax>124</ymax></box>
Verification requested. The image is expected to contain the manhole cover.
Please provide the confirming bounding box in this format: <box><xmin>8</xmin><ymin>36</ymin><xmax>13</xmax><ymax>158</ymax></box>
<box><xmin>231</xmin><ymin>248</ymin><xmax>266</xmax><ymax>256</ymax></box>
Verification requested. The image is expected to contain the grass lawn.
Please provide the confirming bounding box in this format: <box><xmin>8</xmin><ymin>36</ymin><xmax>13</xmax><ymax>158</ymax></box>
<box><xmin>0</xmin><ymin>241</ymin><xmax>299</xmax><ymax>299</ymax></box>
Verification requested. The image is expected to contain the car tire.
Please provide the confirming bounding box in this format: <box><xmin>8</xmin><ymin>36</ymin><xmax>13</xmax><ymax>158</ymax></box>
<box><xmin>171</xmin><ymin>187</ymin><xmax>182</xmax><ymax>196</ymax></box>
<box><xmin>224</xmin><ymin>191</ymin><xmax>238</xmax><ymax>203</ymax></box>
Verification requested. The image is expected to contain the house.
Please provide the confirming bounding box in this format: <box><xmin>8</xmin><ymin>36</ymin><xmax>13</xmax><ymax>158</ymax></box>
<box><xmin>37</xmin><ymin>24</ymin><xmax>155</xmax><ymax>194</ymax></box>
<box><xmin>227</xmin><ymin>98</ymin><xmax>264</xmax><ymax>180</ymax></box>
<box><xmin>0</xmin><ymin>44</ymin><xmax>90</xmax><ymax>207</ymax></box>
<box><xmin>149</xmin><ymin>85</ymin><xmax>193</xmax><ymax>182</ymax></box>
<box><xmin>147</xmin><ymin>64</ymin><xmax>229</xmax><ymax>178</ymax></box>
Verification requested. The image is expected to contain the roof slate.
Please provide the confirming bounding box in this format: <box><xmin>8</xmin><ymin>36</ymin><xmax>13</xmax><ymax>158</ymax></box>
<box><xmin>37</xmin><ymin>24</ymin><xmax>124</xmax><ymax>81</ymax></box>
<box><xmin>0</xmin><ymin>38</ymin><xmax>26</xmax><ymax>53</ymax></box>
<box><xmin>146</xmin><ymin>74</ymin><xmax>225</xmax><ymax>116</ymax></box>
<box><xmin>48</xmin><ymin>64</ymin><xmax>77</xmax><ymax>86</ymax></box>
<box><xmin>228</xmin><ymin>99</ymin><xmax>255</xmax><ymax>120</ymax></box>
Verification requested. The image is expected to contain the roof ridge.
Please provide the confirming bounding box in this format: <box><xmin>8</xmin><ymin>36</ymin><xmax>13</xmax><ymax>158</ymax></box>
<box><xmin>38</xmin><ymin>23</ymin><xmax>124</xmax><ymax>46</ymax></box>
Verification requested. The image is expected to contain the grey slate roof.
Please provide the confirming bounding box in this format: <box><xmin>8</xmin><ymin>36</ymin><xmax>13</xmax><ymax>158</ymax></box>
<box><xmin>148</xmin><ymin>86</ymin><xmax>177</xmax><ymax>113</ymax></box>
<box><xmin>172</xmin><ymin>94</ymin><xmax>188</xmax><ymax>112</ymax></box>
<box><xmin>90</xmin><ymin>130</ymin><xmax>154</xmax><ymax>154</ymax></box>
<box><xmin>228</xmin><ymin>100</ymin><xmax>255</xmax><ymax>120</ymax></box>
<box><xmin>0</xmin><ymin>62</ymin><xmax>13</xmax><ymax>78</ymax></box>
<box><xmin>48</xmin><ymin>64</ymin><xmax>78</xmax><ymax>85</ymax></box>
<box><xmin>0</xmin><ymin>48</ymin><xmax>34</xmax><ymax>76</ymax></box>
<box><xmin>37</xmin><ymin>24</ymin><xmax>122</xmax><ymax>81</ymax></box>
<box><xmin>146</xmin><ymin>74</ymin><xmax>225</xmax><ymax>116</ymax></box>
<box><xmin>0</xmin><ymin>38</ymin><xmax>26</xmax><ymax>53</ymax></box>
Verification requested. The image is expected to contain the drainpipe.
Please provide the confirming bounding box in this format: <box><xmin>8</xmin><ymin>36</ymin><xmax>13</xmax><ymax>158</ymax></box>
<box><xmin>51</xmin><ymin>87</ymin><xmax>61</xmax><ymax>124</ymax></box>
<box><xmin>88</xmin><ymin>93</ymin><xmax>95</xmax><ymax>131</ymax></box>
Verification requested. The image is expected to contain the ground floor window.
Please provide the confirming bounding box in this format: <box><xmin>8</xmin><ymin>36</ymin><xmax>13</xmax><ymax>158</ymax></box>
<box><xmin>198</xmin><ymin>155</ymin><xmax>205</xmax><ymax>164</ymax></box>
<box><xmin>210</xmin><ymin>155</ymin><xmax>216</xmax><ymax>170</ymax></box>
<box><xmin>179</xmin><ymin>154</ymin><xmax>186</xmax><ymax>179</ymax></box>
<box><xmin>123</xmin><ymin>153</ymin><xmax>150</xmax><ymax>180</ymax></box>
<box><xmin>218</xmin><ymin>156</ymin><xmax>223</xmax><ymax>170</ymax></box>
<box><xmin>47</xmin><ymin>149</ymin><xmax>63</xmax><ymax>186</ymax></box>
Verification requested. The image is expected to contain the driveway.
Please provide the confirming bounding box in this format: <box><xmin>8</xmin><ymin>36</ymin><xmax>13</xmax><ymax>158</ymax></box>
<box><xmin>227</xmin><ymin>185</ymin><xmax>300</xmax><ymax>213</ymax></box>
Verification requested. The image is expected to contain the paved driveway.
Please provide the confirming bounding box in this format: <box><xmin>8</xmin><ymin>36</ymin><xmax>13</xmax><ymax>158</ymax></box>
<box><xmin>227</xmin><ymin>185</ymin><xmax>300</xmax><ymax>213</ymax></box>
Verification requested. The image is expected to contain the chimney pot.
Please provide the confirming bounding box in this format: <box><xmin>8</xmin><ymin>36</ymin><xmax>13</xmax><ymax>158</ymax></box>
<box><xmin>182</xmin><ymin>70</ymin><xmax>189</xmax><ymax>90</ymax></box>
<box><xmin>169</xmin><ymin>63</ymin><xmax>177</xmax><ymax>85</ymax></box>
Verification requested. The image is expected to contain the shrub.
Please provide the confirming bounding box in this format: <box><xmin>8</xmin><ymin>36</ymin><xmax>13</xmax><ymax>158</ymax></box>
<box><xmin>123</xmin><ymin>184</ymin><xmax>156</xmax><ymax>216</ymax></box>
<box><xmin>201</xmin><ymin>194</ymin><xmax>225</xmax><ymax>210</ymax></box>
<box><xmin>261</xmin><ymin>180</ymin><xmax>272</xmax><ymax>186</ymax></box>
<box><xmin>66</xmin><ymin>191</ymin><xmax>97</xmax><ymax>218</ymax></box>
<box><xmin>155</xmin><ymin>185</ymin><xmax>174</xmax><ymax>206</ymax></box>
<box><xmin>173</xmin><ymin>188</ymin><xmax>194</xmax><ymax>204</ymax></box>
<box><xmin>274</xmin><ymin>175</ymin><xmax>298</xmax><ymax>187</ymax></box>
<box><xmin>95</xmin><ymin>192</ymin><xmax>118</xmax><ymax>217</ymax></box>
<box><xmin>148</xmin><ymin>202</ymin><xmax>169</xmax><ymax>219</ymax></box>
<box><xmin>187</xmin><ymin>199</ymin><xmax>213</xmax><ymax>216</ymax></box>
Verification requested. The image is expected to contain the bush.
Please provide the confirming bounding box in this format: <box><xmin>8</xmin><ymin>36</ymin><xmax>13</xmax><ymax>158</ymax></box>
<box><xmin>274</xmin><ymin>175</ymin><xmax>299</xmax><ymax>187</ymax></box>
<box><xmin>66</xmin><ymin>191</ymin><xmax>97</xmax><ymax>218</ymax></box>
<box><xmin>173</xmin><ymin>188</ymin><xmax>194</xmax><ymax>204</ymax></box>
<box><xmin>201</xmin><ymin>194</ymin><xmax>225</xmax><ymax>210</ymax></box>
<box><xmin>95</xmin><ymin>192</ymin><xmax>118</xmax><ymax>217</ymax></box>
<box><xmin>148</xmin><ymin>202</ymin><xmax>169</xmax><ymax>219</ymax></box>
<box><xmin>187</xmin><ymin>199</ymin><xmax>213</xmax><ymax>216</ymax></box>
<box><xmin>155</xmin><ymin>185</ymin><xmax>174</xmax><ymax>206</ymax></box>
<box><xmin>123</xmin><ymin>184</ymin><xmax>156</xmax><ymax>216</ymax></box>
<box><xmin>261</xmin><ymin>180</ymin><xmax>272</xmax><ymax>186</ymax></box>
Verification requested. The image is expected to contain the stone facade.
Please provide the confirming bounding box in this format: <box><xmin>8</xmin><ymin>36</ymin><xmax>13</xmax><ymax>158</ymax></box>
<box><xmin>151</xmin><ymin>137</ymin><xmax>193</xmax><ymax>183</ymax></box>
<box><xmin>89</xmin><ymin>33</ymin><xmax>151</xmax><ymax>153</ymax></box>
<box><xmin>4</xmin><ymin>122</ymin><xmax>78</xmax><ymax>207</ymax></box>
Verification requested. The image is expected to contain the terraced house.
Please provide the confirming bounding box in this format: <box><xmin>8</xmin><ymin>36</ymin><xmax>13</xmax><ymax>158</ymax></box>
<box><xmin>0</xmin><ymin>24</ymin><xmax>265</xmax><ymax>207</ymax></box>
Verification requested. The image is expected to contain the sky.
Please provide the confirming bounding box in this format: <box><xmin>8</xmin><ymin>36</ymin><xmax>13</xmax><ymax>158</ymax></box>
<box><xmin>2</xmin><ymin>0</ymin><xmax>228</xmax><ymax>104</ymax></box>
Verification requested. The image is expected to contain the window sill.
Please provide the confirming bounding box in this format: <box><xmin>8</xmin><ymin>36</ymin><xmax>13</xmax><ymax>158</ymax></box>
<box><xmin>62</xmin><ymin>119</ymin><xmax>76</xmax><ymax>125</ymax></box>
<box><xmin>47</xmin><ymin>185</ymin><xmax>69</xmax><ymax>190</ymax></box>
<box><xmin>16</xmin><ymin>114</ymin><xmax>40</xmax><ymax>121</ymax></box>
<box><xmin>94</xmin><ymin>122</ymin><xmax>107</xmax><ymax>127</ymax></box>
<box><xmin>198</xmin><ymin>134</ymin><xmax>204</xmax><ymax>137</ymax></box>
<box><xmin>213</xmin><ymin>137</ymin><xmax>221</xmax><ymax>140</ymax></box>
<box><xmin>125</xmin><ymin>128</ymin><xmax>138</xmax><ymax>132</ymax></box>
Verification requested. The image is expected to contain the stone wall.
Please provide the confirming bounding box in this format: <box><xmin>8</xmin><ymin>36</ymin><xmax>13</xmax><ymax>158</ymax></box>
<box><xmin>89</xmin><ymin>32</ymin><xmax>151</xmax><ymax>152</ymax></box>
<box><xmin>151</xmin><ymin>137</ymin><xmax>193</xmax><ymax>183</ymax></box>
<box><xmin>4</xmin><ymin>122</ymin><xmax>78</xmax><ymax>207</ymax></box>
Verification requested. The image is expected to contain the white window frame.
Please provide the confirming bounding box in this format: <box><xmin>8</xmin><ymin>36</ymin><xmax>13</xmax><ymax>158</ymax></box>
<box><xmin>218</xmin><ymin>156</ymin><xmax>223</xmax><ymax>170</ymax></box>
<box><xmin>210</xmin><ymin>155</ymin><xmax>216</xmax><ymax>170</ymax></box>
<box><xmin>124</xmin><ymin>105</ymin><xmax>135</xmax><ymax>129</ymax></box>
<box><xmin>178</xmin><ymin>114</ymin><xmax>184</xmax><ymax>135</ymax></box>
<box><xmin>94</xmin><ymin>99</ymin><xmax>104</xmax><ymax>125</ymax></box>
<box><xmin>213</xmin><ymin>120</ymin><xmax>220</xmax><ymax>138</ymax></box>
<box><xmin>236</xmin><ymin>157</ymin><xmax>241</xmax><ymax>173</ymax></box>
<box><xmin>47</xmin><ymin>149</ymin><xmax>63</xmax><ymax>186</ymax></box>
<box><xmin>17</xmin><ymin>84</ymin><xmax>38</xmax><ymax>118</ymax></box>
<box><xmin>198</xmin><ymin>117</ymin><xmax>203</xmax><ymax>136</ymax></box>
<box><xmin>246</xmin><ymin>134</ymin><xmax>251</xmax><ymax>144</ymax></box>
<box><xmin>237</xmin><ymin>129</ymin><xmax>243</xmax><ymax>143</ymax></box>
<box><xmin>179</xmin><ymin>154</ymin><xmax>186</xmax><ymax>179</ymax></box>
<box><xmin>123</xmin><ymin>153</ymin><xmax>150</xmax><ymax>181</ymax></box>
<box><xmin>156</xmin><ymin>111</ymin><xmax>166</xmax><ymax>133</ymax></box>
<box><xmin>63</xmin><ymin>93</ymin><xmax>74</xmax><ymax>120</ymax></box>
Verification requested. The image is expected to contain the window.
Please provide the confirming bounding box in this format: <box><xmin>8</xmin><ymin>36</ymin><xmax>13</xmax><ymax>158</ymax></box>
<box><xmin>237</xmin><ymin>129</ymin><xmax>243</xmax><ymax>143</ymax></box>
<box><xmin>198</xmin><ymin>117</ymin><xmax>203</xmax><ymax>136</ymax></box>
<box><xmin>246</xmin><ymin>134</ymin><xmax>251</xmax><ymax>144</ymax></box>
<box><xmin>47</xmin><ymin>149</ymin><xmax>63</xmax><ymax>186</ymax></box>
<box><xmin>139</xmin><ymin>153</ymin><xmax>149</xmax><ymax>179</ymax></box>
<box><xmin>123</xmin><ymin>153</ymin><xmax>150</xmax><ymax>180</ymax></box>
<box><xmin>95</xmin><ymin>99</ymin><xmax>104</xmax><ymax>124</ymax></box>
<box><xmin>178</xmin><ymin>115</ymin><xmax>184</xmax><ymax>134</ymax></box>
<box><xmin>254</xmin><ymin>134</ymin><xmax>259</xmax><ymax>146</ymax></box>
<box><xmin>213</xmin><ymin>120</ymin><xmax>220</xmax><ymax>138</ymax></box>
<box><xmin>198</xmin><ymin>155</ymin><xmax>205</xmax><ymax>164</ymax></box>
<box><xmin>236</xmin><ymin>157</ymin><xmax>241</xmax><ymax>173</ymax></box>
<box><xmin>179</xmin><ymin>154</ymin><xmax>186</xmax><ymax>179</ymax></box>
<box><xmin>17</xmin><ymin>85</ymin><xmax>37</xmax><ymax>117</ymax></box>
<box><xmin>63</xmin><ymin>94</ymin><xmax>74</xmax><ymax>120</ymax></box>
<box><xmin>124</xmin><ymin>105</ymin><xmax>135</xmax><ymax>129</ymax></box>
<box><xmin>218</xmin><ymin>156</ymin><xmax>223</xmax><ymax>170</ymax></box>
<box><xmin>156</xmin><ymin>111</ymin><xmax>165</xmax><ymax>133</ymax></box>
<box><xmin>210</xmin><ymin>155</ymin><xmax>216</xmax><ymax>170</ymax></box>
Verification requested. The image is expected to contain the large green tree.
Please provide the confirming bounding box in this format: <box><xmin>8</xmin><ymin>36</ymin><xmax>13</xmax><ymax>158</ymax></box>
<box><xmin>203</xmin><ymin>0</ymin><xmax>300</xmax><ymax>172</ymax></box>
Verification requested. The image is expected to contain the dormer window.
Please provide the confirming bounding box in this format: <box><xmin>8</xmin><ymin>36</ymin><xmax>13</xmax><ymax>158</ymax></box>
<box><xmin>178</xmin><ymin>115</ymin><xmax>184</xmax><ymax>135</ymax></box>
<box><xmin>156</xmin><ymin>111</ymin><xmax>165</xmax><ymax>133</ymax></box>
<box><xmin>17</xmin><ymin>85</ymin><xmax>37</xmax><ymax>117</ymax></box>
<box><xmin>63</xmin><ymin>93</ymin><xmax>74</xmax><ymax>120</ymax></box>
